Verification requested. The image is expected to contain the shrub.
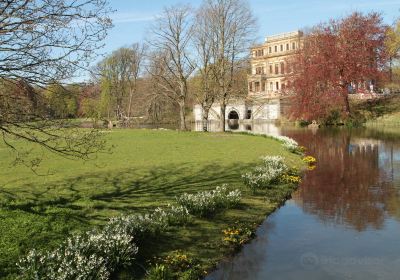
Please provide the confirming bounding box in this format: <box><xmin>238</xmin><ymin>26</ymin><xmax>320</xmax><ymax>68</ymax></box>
<box><xmin>176</xmin><ymin>185</ymin><xmax>241</xmax><ymax>217</ymax></box>
<box><xmin>17</xmin><ymin>230</ymin><xmax>137</xmax><ymax>280</ymax></box>
<box><xmin>242</xmin><ymin>156</ymin><xmax>288</xmax><ymax>193</ymax></box>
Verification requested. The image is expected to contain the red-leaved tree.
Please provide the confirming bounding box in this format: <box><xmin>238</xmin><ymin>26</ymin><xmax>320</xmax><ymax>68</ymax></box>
<box><xmin>286</xmin><ymin>12</ymin><xmax>388</xmax><ymax>121</ymax></box>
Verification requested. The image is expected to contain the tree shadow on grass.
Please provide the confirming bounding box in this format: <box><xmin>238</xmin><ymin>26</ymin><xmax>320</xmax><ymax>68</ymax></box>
<box><xmin>1</xmin><ymin>162</ymin><xmax>253</xmax><ymax>215</ymax></box>
<box><xmin>0</xmin><ymin>161</ymin><xmax>257</xmax><ymax>277</ymax></box>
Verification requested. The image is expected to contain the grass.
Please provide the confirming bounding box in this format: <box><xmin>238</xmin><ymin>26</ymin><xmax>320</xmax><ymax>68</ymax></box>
<box><xmin>351</xmin><ymin>95</ymin><xmax>400</xmax><ymax>126</ymax></box>
<box><xmin>0</xmin><ymin>129</ymin><xmax>303</xmax><ymax>279</ymax></box>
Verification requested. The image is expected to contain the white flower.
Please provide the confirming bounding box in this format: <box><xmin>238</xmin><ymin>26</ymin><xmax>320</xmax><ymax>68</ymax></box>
<box><xmin>272</xmin><ymin>135</ymin><xmax>298</xmax><ymax>152</ymax></box>
<box><xmin>176</xmin><ymin>185</ymin><xmax>241</xmax><ymax>217</ymax></box>
<box><xmin>242</xmin><ymin>156</ymin><xmax>288</xmax><ymax>191</ymax></box>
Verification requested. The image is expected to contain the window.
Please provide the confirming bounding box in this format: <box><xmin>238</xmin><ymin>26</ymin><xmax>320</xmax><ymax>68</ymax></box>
<box><xmin>274</xmin><ymin>45</ymin><xmax>278</xmax><ymax>52</ymax></box>
<box><xmin>280</xmin><ymin>62</ymin><xmax>285</xmax><ymax>74</ymax></box>
<box><xmin>249</xmin><ymin>82</ymin><xmax>253</xmax><ymax>92</ymax></box>
<box><xmin>280</xmin><ymin>45</ymin><xmax>283</xmax><ymax>51</ymax></box>
<box><xmin>276</xmin><ymin>81</ymin><xmax>279</xmax><ymax>90</ymax></box>
<box><xmin>292</xmin><ymin>42</ymin><xmax>296</xmax><ymax>50</ymax></box>
<box><xmin>246</xmin><ymin>110</ymin><xmax>252</xmax><ymax>119</ymax></box>
<box><xmin>255</xmin><ymin>82</ymin><xmax>260</xmax><ymax>92</ymax></box>
<box><xmin>270</xmin><ymin>82</ymin><xmax>273</xmax><ymax>91</ymax></box>
<box><xmin>269</xmin><ymin>47</ymin><xmax>272</xmax><ymax>53</ymax></box>
<box><xmin>275</xmin><ymin>64</ymin><xmax>279</xmax><ymax>75</ymax></box>
<box><xmin>269</xmin><ymin>64</ymin><xmax>273</xmax><ymax>74</ymax></box>
<box><xmin>286</xmin><ymin>43</ymin><xmax>289</xmax><ymax>51</ymax></box>
<box><xmin>262</xmin><ymin>82</ymin><xmax>266</xmax><ymax>91</ymax></box>
<box><xmin>256</xmin><ymin>67</ymin><xmax>263</xmax><ymax>74</ymax></box>
<box><xmin>256</xmin><ymin>49</ymin><xmax>263</xmax><ymax>56</ymax></box>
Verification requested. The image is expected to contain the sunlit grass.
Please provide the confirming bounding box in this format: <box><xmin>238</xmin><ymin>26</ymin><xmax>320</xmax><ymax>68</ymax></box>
<box><xmin>0</xmin><ymin>129</ymin><xmax>302</xmax><ymax>278</ymax></box>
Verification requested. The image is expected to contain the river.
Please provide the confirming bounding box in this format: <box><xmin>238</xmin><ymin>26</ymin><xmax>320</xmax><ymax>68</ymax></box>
<box><xmin>206</xmin><ymin>126</ymin><xmax>400</xmax><ymax>280</ymax></box>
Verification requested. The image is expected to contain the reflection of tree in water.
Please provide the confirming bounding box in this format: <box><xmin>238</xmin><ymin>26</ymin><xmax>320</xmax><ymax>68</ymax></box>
<box><xmin>285</xmin><ymin>129</ymin><xmax>400</xmax><ymax>232</ymax></box>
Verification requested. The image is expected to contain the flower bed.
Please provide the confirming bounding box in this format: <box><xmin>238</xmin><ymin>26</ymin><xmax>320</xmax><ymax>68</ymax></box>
<box><xmin>17</xmin><ymin>205</ymin><xmax>192</xmax><ymax>279</ymax></box>
<box><xmin>176</xmin><ymin>185</ymin><xmax>241</xmax><ymax>217</ymax></box>
<box><xmin>242</xmin><ymin>156</ymin><xmax>289</xmax><ymax>193</ymax></box>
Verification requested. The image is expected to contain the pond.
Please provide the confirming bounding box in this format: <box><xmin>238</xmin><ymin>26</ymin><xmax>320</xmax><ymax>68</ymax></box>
<box><xmin>206</xmin><ymin>127</ymin><xmax>400</xmax><ymax>280</ymax></box>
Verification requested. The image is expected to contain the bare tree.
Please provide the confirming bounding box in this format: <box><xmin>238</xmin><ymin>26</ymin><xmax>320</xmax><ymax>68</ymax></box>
<box><xmin>0</xmin><ymin>0</ymin><xmax>112</xmax><ymax>167</ymax></box>
<box><xmin>97</xmin><ymin>44</ymin><xmax>145</xmax><ymax>123</ymax></box>
<box><xmin>147</xmin><ymin>5</ymin><xmax>195</xmax><ymax>131</ymax></box>
<box><xmin>0</xmin><ymin>0</ymin><xmax>112</xmax><ymax>84</ymax></box>
<box><xmin>193</xmin><ymin>7</ymin><xmax>218</xmax><ymax>131</ymax></box>
<box><xmin>126</xmin><ymin>43</ymin><xmax>146</xmax><ymax>123</ymax></box>
<box><xmin>199</xmin><ymin>0</ymin><xmax>257</xmax><ymax>131</ymax></box>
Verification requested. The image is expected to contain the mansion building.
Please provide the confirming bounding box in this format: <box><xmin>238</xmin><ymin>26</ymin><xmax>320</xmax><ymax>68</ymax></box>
<box><xmin>248</xmin><ymin>30</ymin><xmax>302</xmax><ymax>98</ymax></box>
<box><xmin>194</xmin><ymin>31</ymin><xmax>303</xmax><ymax>124</ymax></box>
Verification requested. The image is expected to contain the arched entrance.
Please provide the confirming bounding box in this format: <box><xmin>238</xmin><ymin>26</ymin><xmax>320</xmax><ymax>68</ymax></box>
<box><xmin>227</xmin><ymin>110</ymin><xmax>239</xmax><ymax>130</ymax></box>
<box><xmin>228</xmin><ymin>110</ymin><xmax>239</xmax><ymax>120</ymax></box>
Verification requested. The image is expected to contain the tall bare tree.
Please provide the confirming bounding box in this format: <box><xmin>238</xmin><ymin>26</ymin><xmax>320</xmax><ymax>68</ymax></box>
<box><xmin>0</xmin><ymin>0</ymin><xmax>112</xmax><ymax>167</ymax></box>
<box><xmin>147</xmin><ymin>5</ymin><xmax>195</xmax><ymax>130</ymax></box>
<box><xmin>97</xmin><ymin>44</ymin><xmax>145</xmax><ymax>123</ymax></box>
<box><xmin>199</xmin><ymin>0</ymin><xmax>257</xmax><ymax>131</ymax></box>
<box><xmin>126</xmin><ymin>43</ymin><xmax>146</xmax><ymax>123</ymax></box>
<box><xmin>193</xmin><ymin>7</ymin><xmax>218</xmax><ymax>131</ymax></box>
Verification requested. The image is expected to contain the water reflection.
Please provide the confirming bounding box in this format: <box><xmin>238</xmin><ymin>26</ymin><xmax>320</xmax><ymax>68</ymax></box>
<box><xmin>192</xmin><ymin>120</ymin><xmax>281</xmax><ymax>137</ymax></box>
<box><xmin>207</xmin><ymin>127</ymin><xmax>400</xmax><ymax>280</ymax></box>
<box><xmin>286</xmin><ymin>129</ymin><xmax>398</xmax><ymax>231</ymax></box>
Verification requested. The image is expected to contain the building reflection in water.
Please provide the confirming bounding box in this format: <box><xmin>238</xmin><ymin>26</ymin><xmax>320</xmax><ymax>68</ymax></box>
<box><xmin>192</xmin><ymin>120</ymin><xmax>281</xmax><ymax>137</ymax></box>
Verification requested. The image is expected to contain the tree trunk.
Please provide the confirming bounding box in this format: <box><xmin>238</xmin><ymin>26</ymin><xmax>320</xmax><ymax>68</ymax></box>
<box><xmin>220</xmin><ymin>103</ymin><xmax>226</xmax><ymax>132</ymax></box>
<box><xmin>202</xmin><ymin>108</ymin><xmax>210</xmax><ymax>132</ymax></box>
<box><xmin>127</xmin><ymin>88</ymin><xmax>134</xmax><ymax>120</ymax></box>
<box><xmin>343</xmin><ymin>92</ymin><xmax>351</xmax><ymax>115</ymax></box>
<box><xmin>179</xmin><ymin>101</ymin><xmax>187</xmax><ymax>131</ymax></box>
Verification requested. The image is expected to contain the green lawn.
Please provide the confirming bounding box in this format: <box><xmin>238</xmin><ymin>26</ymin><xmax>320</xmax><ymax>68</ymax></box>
<box><xmin>352</xmin><ymin>95</ymin><xmax>400</xmax><ymax>126</ymax></box>
<box><xmin>0</xmin><ymin>129</ymin><xmax>302</xmax><ymax>279</ymax></box>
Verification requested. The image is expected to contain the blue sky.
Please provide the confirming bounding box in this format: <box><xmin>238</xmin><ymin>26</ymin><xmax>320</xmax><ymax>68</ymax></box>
<box><xmin>104</xmin><ymin>0</ymin><xmax>399</xmax><ymax>56</ymax></box>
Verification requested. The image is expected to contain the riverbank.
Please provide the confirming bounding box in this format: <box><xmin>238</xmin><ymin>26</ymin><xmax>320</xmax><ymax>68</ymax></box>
<box><xmin>352</xmin><ymin>95</ymin><xmax>400</xmax><ymax>126</ymax></box>
<box><xmin>206</xmin><ymin>127</ymin><xmax>400</xmax><ymax>280</ymax></box>
<box><xmin>0</xmin><ymin>129</ymin><xmax>304</xmax><ymax>279</ymax></box>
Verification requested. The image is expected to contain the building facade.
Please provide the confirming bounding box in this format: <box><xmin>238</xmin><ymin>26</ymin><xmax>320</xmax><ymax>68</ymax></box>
<box><xmin>248</xmin><ymin>31</ymin><xmax>302</xmax><ymax>98</ymax></box>
<box><xmin>193</xmin><ymin>31</ymin><xmax>303</xmax><ymax>125</ymax></box>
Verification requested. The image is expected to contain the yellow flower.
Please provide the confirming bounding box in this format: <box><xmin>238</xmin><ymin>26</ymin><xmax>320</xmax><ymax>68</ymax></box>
<box><xmin>303</xmin><ymin>156</ymin><xmax>317</xmax><ymax>165</ymax></box>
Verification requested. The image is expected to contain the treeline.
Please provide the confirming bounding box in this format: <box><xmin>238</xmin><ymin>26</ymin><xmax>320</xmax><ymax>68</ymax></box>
<box><xmin>1</xmin><ymin>0</ymin><xmax>255</xmax><ymax>131</ymax></box>
<box><xmin>92</xmin><ymin>0</ymin><xmax>256</xmax><ymax>131</ymax></box>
